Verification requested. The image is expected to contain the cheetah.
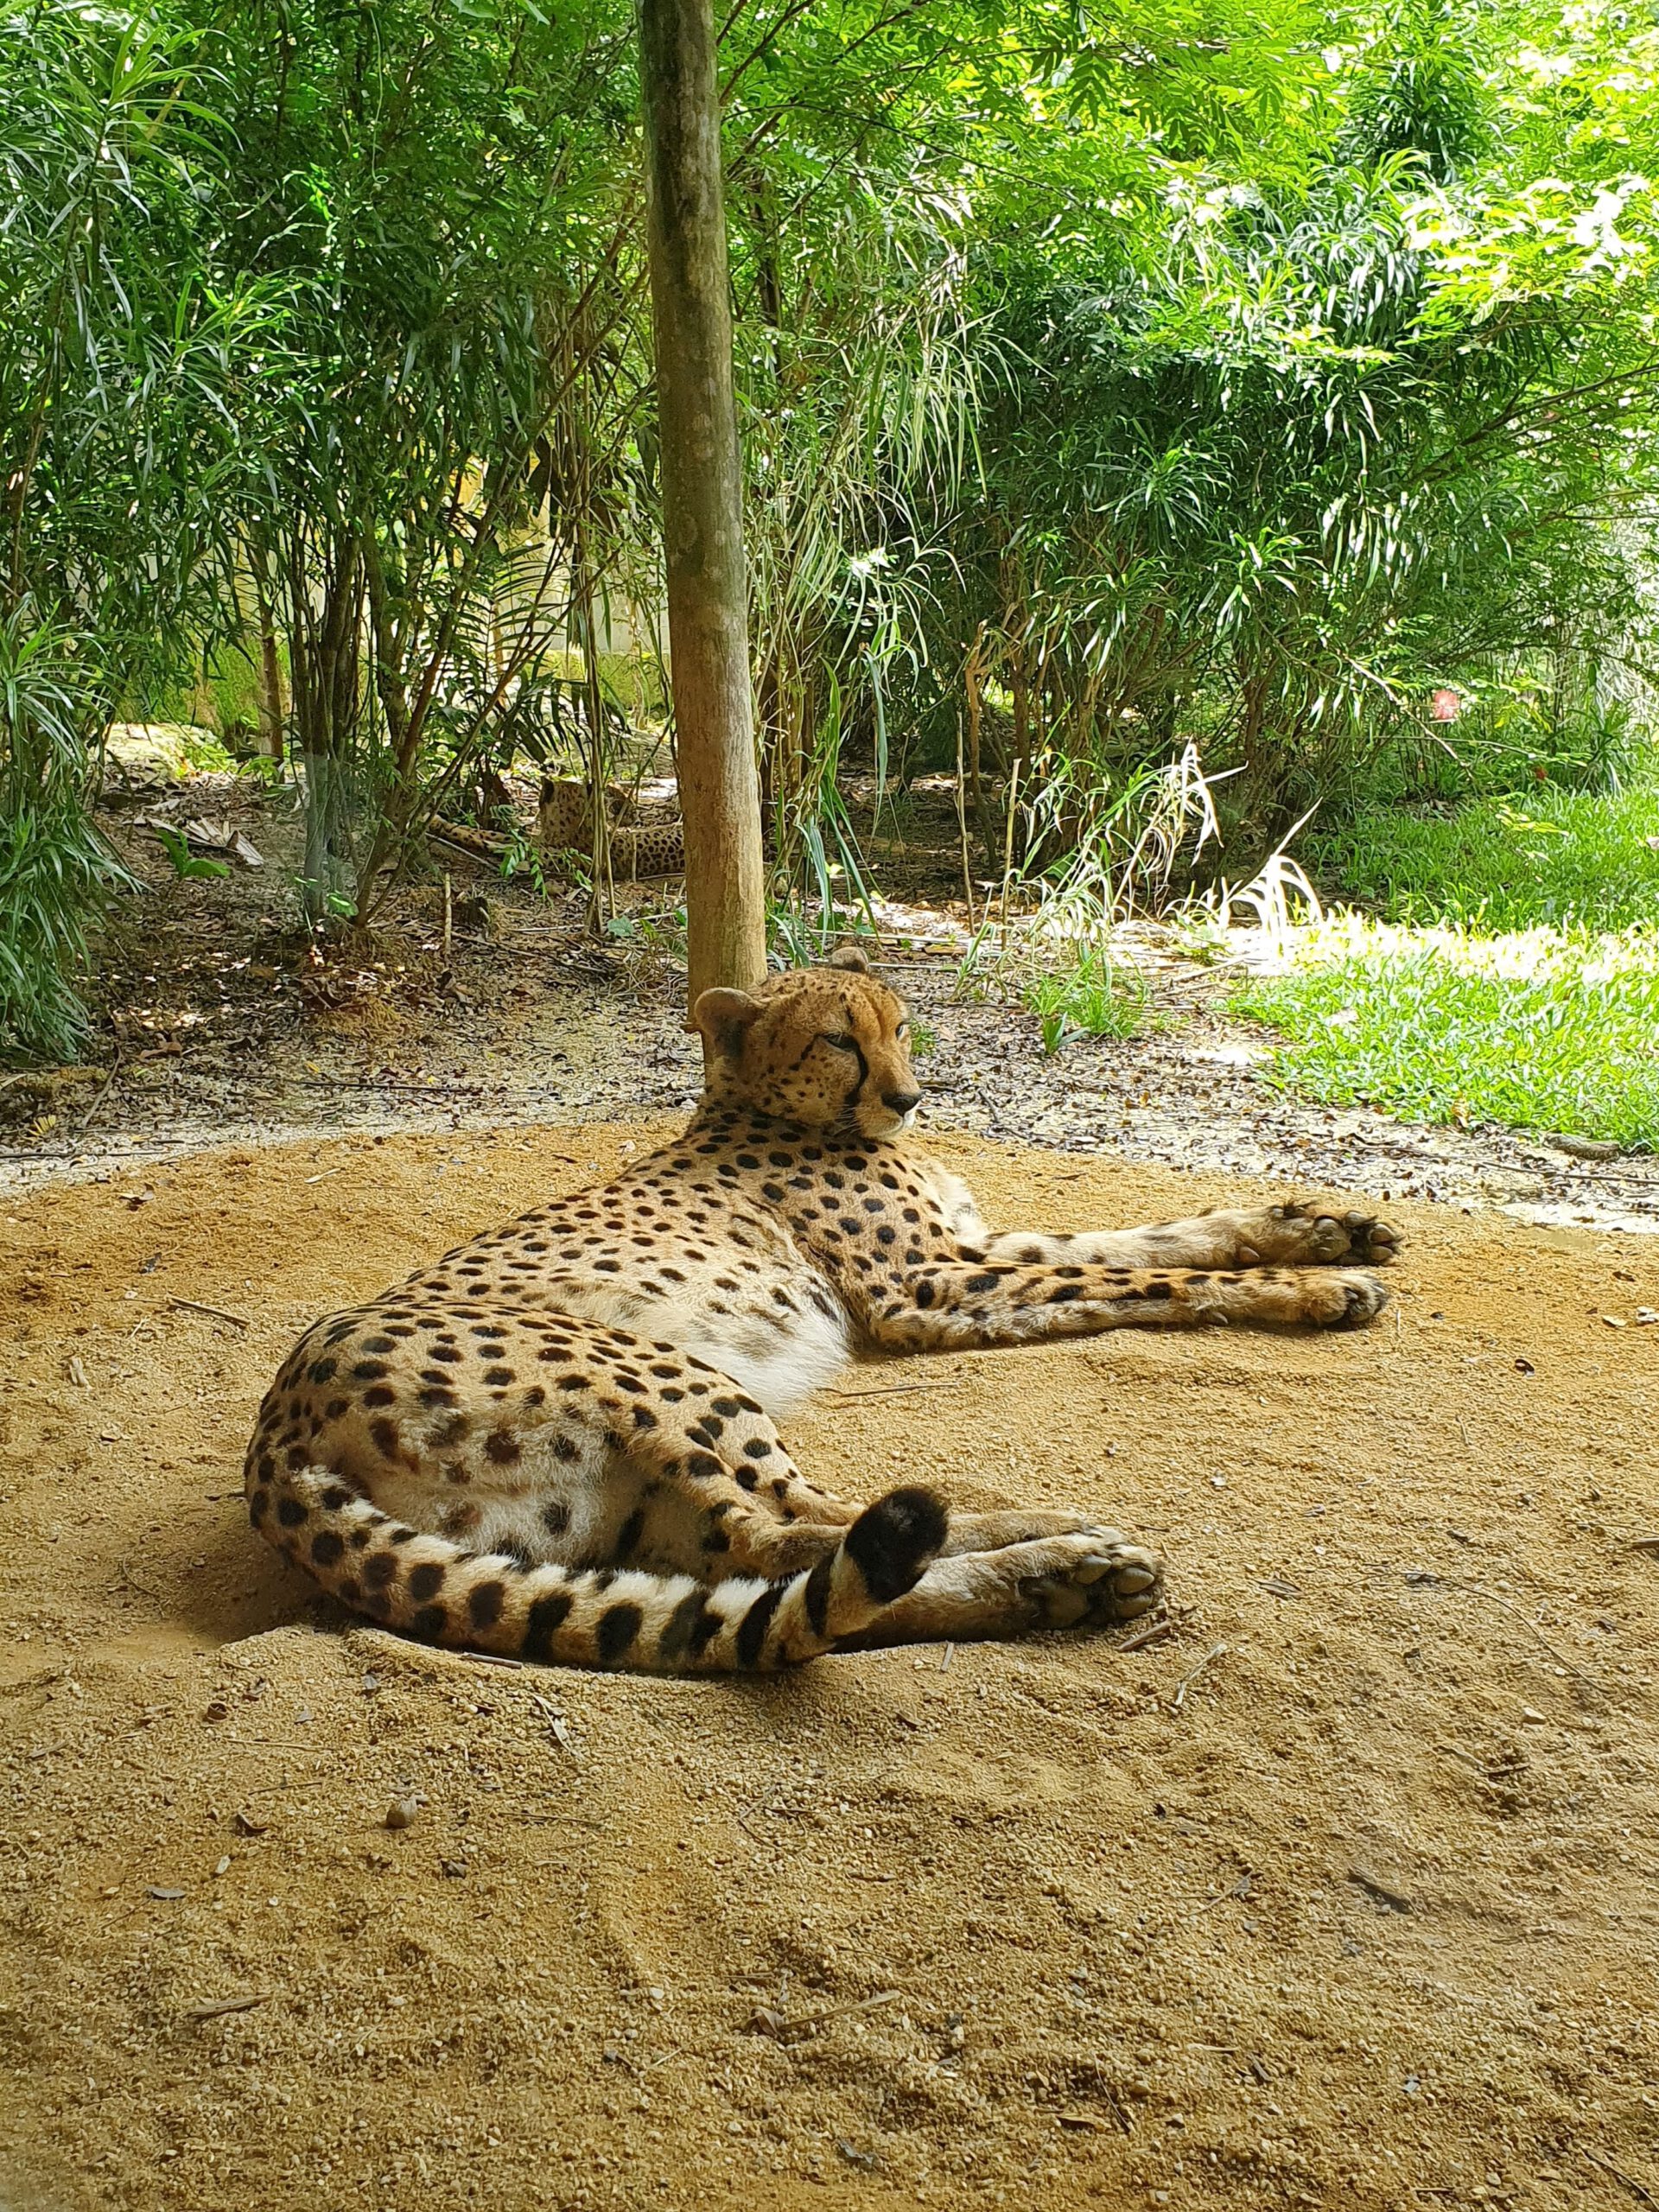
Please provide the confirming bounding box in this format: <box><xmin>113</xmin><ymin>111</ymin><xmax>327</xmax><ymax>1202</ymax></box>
<box><xmin>245</xmin><ymin>949</ymin><xmax>1401</xmax><ymax>1673</ymax></box>
<box><xmin>537</xmin><ymin>777</ymin><xmax>687</xmax><ymax>880</ymax></box>
<box><xmin>433</xmin><ymin>780</ymin><xmax>685</xmax><ymax>881</ymax></box>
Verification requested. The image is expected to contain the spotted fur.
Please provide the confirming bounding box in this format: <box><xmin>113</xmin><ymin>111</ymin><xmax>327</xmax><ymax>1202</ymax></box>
<box><xmin>537</xmin><ymin>779</ymin><xmax>686</xmax><ymax>881</ymax></box>
<box><xmin>245</xmin><ymin>948</ymin><xmax>1399</xmax><ymax>1670</ymax></box>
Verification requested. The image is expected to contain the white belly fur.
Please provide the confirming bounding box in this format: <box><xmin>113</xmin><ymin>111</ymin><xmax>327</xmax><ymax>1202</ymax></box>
<box><xmin>678</xmin><ymin>1293</ymin><xmax>851</xmax><ymax>1421</ymax></box>
<box><xmin>546</xmin><ymin>1278</ymin><xmax>852</xmax><ymax>1425</ymax></box>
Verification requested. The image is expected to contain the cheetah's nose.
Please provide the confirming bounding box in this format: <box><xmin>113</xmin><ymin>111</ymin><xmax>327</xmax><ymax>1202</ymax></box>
<box><xmin>882</xmin><ymin>1087</ymin><xmax>922</xmax><ymax>1116</ymax></box>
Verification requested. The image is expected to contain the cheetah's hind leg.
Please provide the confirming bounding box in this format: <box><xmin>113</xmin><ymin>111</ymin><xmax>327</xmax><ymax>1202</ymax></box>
<box><xmin>834</xmin><ymin>1527</ymin><xmax>1163</xmax><ymax>1650</ymax></box>
<box><xmin>253</xmin><ymin>1462</ymin><xmax>950</xmax><ymax>1673</ymax></box>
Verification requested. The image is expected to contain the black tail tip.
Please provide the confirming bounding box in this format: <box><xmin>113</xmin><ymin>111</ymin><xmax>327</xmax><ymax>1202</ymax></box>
<box><xmin>844</xmin><ymin>1484</ymin><xmax>949</xmax><ymax>1605</ymax></box>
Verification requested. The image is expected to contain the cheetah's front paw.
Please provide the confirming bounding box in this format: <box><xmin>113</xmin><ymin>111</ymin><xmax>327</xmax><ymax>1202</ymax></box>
<box><xmin>1236</xmin><ymin>1202</ymin><xmax>1402</xmax><ymax>1269</ymax></box>
<box><xmin>1007</xmin><ymin>1530</ymin><xmax>1165</xmax><ymax>1630</ymax></box>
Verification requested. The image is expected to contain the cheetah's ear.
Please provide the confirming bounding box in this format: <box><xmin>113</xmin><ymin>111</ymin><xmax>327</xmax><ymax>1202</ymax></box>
<box><xmin>691</xmin><ymin>986</ymin><xmax>764</xmax><ymax>1061</ymax></box>
<box><xmin>827</xmin><ymin>942</ymin><xmax>871</xmax><ymax>975</ymax></box>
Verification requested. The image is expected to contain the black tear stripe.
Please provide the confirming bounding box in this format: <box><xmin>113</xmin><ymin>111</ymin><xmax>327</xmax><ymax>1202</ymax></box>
<box><xmin>734</xmin><ymin>1580</ymin><xmax>789</xmax><ymax>1668</ymax></box>
<box><xmin>848</xmin><ymin>1037</ymin><xmax>870</xmax><ymax>1103</ymax></box>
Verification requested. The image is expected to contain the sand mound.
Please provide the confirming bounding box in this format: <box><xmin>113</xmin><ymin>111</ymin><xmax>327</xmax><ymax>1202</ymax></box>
<box><xmin>2</xmin><ymin>1127</ymin><xmax>1655</xmax><ymax>2210</ymax></box>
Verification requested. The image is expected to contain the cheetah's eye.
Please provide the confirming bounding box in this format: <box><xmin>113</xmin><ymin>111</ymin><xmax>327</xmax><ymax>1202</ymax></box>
<box><xmin>823</xmin><ymin>1032</ymin><xmax>856</xmax><ymax>1053</ymax></box>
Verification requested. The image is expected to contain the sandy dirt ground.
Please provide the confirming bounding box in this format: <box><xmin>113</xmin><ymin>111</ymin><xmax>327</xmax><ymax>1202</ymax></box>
<box><xmin>2</xmin><ymin>1125</ymin><xmax>1657</xmax><ymax>2212</ymax></box>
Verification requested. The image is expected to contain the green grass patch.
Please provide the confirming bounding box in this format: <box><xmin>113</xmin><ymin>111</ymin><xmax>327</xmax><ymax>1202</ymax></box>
<box><xmin>1236</xmin><ymin>922</ymin><xmax>1659</xmax><ymax>1151</ymax></box>
<box><xmin>1313</xmin><ymin>780</ymin><xmax>1659</xmax><ymax>933</ymax></box>
<box><xmin>1022</xmin><ymin>949</ymin><xmax>1148</xmax><ymax>1053</ymax></box>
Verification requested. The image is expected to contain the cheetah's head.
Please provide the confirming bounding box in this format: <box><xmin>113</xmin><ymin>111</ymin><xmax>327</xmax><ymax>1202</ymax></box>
<box><xmin>692</xmin><ymin>949</ymin><xmax>922</xmax><ymax>1139</ymax></box>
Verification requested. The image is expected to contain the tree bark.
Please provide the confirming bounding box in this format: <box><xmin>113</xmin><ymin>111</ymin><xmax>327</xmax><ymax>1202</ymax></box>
<box><xmin>639</xmin><ymin>0</ymin><xmax>766</xmax><ymax>1010</ymax></box>
<box><xmin>254</xmin><ymin>577</ymin><xmax>286</xmax><ymax>763</ymax></box>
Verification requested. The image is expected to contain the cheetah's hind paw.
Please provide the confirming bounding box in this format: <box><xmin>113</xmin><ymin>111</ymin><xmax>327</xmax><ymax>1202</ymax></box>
<box><xmin>1010</xmin><ymin>1530</ymin><xmax>1164</xmax><ymax>1630</ymax></box>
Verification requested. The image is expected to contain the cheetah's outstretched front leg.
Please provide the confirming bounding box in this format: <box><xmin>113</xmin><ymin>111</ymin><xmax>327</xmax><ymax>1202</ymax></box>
<box><xmin>983</xmin><ymin>1200</ymin><xmax>1402</xmax><ymax>1273</ymax></box>
<box><xmin>867</xmin><ymin>1256</ymin><xmax>1388</xmax><ymax>1352</ymax></box>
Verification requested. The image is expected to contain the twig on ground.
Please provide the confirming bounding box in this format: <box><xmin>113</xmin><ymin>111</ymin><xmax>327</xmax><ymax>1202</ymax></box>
<box><xmin>74</xmin><ymin>1048</ymin><xmax>124</xmax><ymax>1139</ymax></box>
<box><xmin>1462</xmin><ymin>1584</ymin><xmax>1603</xmax><ymax>1693</ymax></box>
<box><xmin>1173</xmin><ymin>1642</ymin><xmax>1227</xmax><ymax>1709</ymax></box>
<box><xmin>111</xmin><ymin>1561</ymin><xmax>166</xmax><ymax>1602</ymax></box>
<box><xmin>749</xmin><ymin>1989</ymin><xmax>902</xmax><ymax>2042</ymax></box>
<box><xmin>1117</xmin><ymin>1616</ymin><xmax>1178</xmax><ymax>1653</ymax></box>
<box><xmin>186</xmin><ymin>1993</ymin><xmax>268</xmax><ymax>2022</ymax></box>
<box><xmin>1349</xmin><ymin>1866</ymin><xmax>1414</xmax><ymax>1914</ymax></box>
<box><xmin>828</xmin><ymin>1380</ymin><xmax>963</xmax><ymax>1401</ymax></box>
<box><xmin>168</xmin><ymin>1296</ymin><xmax>250</xmax><ymax>1330</ymax></box>
<box><xmin>1435</xmin><ymin>1742</ymin><xmax>1490</xmax><ymax>1775</ymax></box>
<box><xmin>1584</xmin><ymin>2145</ymin><xmax>1659</xmax><ymax>2209</ymax></box>
<box><xmin>732</xmin><ymin>1797</ymin><xmax>770</xmax><ymax>1840</ymax></box>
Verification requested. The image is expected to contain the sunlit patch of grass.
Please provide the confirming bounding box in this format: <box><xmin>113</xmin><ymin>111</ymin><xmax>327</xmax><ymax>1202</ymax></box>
<box><xmin>1023</xmin><ymin>950</ymin><xmax>1148</xmax><ymax>1055</ymax></box>
<box><xmin>1313</xmin><ymin>780</ymin><xmax>1659</xmax><ymax>933</ymax></box>
<box><xmin>1235</xmin><ymin>919</ymin><xmax>1659</xmax><ymax>1150</ymax></box>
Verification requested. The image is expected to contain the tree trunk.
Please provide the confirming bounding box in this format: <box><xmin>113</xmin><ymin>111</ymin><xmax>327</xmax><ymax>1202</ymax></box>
<box><xmin>254</xmin><ymin>575</ymin><xmax>285</xmax><ymax>763</ymax></box>
<box><xmin>569</xmin><ymin>519</ymin><xmax>614</xmax><ymax>926</ymax></box>
<box><xmin>639</xmin><ymin>0</ymin><xmax>766</xmax><ymax>1011</ymax></box>
<box><xmin>287</xmin><ymin>532</ymin><xmax>362</xmax><ymax>925</ymax></box>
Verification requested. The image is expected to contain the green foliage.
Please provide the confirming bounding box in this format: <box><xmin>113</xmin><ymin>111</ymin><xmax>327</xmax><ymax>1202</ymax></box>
<box><xmin>149</xmin><ymin>825</ymin><xmax>230</xmax><ymax>882</ymax></box>
<box><xmin>1340</xmin><ymin>3</ymin><xmax>1493</xmax><ymax>181</ymax></box>
<box><xmin>8</xmin><ymin>0</ymin><xmax>1659</xmax><ymax>1034</ymax></box>
<box><xmin>1314</xmin><ymin>778</ymin><xmax>1659</xmax><ymax>931</ymax></box>
<box><xmin>0</xmin><ymin>0</ymin><xmax>274</xmax><ymax>1051</ymax></box>
<box><xmin>137</xmin><ymin>637</ymin><xmax>271</xmax><ymax>745</ymax></box>
<box><xmin>0</xmin><ymin>613</ymin><xmax>132</xmax><ymax>1058</ymax></box>
<box><xmin>1024</xmin><ymin>952</ymin><xmax>1148</xmax><ymax>1053</ymax></box>
<box><xmin>1236</xmin><ymin>922</ymin><xmax>1659</xmax><ymax>1148</ymax></box>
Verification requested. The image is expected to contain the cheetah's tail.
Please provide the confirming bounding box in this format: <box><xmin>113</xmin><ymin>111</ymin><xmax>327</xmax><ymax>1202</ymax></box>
<box><xmin>249</xmin><ymin>1464</ymin><xmax>946</xmax><ymax>1673</ymax></box>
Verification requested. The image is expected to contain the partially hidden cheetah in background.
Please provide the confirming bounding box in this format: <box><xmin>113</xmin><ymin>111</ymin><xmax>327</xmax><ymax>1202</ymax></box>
<box><xmin>536</xmin><ymin>778</ymin><xmax>690</xmax><ymax>881</ymax></box>
<box><xmin>246</xmin><ymin>949</ymin><xmax>1401</xmax><ymax>1672</ymax></box>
